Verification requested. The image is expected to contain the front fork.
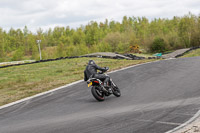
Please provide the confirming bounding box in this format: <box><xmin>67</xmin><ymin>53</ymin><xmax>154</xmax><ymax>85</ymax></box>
<box><xmin>110</xmin><ymin>78</ymin><xmax>116</xmax><ymax>87</ymax></box>
<box><xmin>104</xmin><ymin>73</ymin><xmax>116</xmax><ymax>87</ymax></box>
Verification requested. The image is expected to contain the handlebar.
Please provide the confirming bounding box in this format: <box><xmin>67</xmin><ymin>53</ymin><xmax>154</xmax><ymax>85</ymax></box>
<box><xmin>98</xmin><ymin>71</ymin><xmax>104</xmax><ymax>74</ymax></box>
<box><xmin>105</xmin><ymin>67</ymin><xmax>109</xmax><ymax>70</ymax></box>
<box><xmin>98</xmin><ymin>67</ymin><xmax>109</xmax><ymax>74</ymax></box>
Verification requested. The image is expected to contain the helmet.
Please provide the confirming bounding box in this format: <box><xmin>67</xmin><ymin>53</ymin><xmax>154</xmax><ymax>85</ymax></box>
<box><xmin>88</xmin><ymin>60</ymin><xmax>95</xmax><ymax>65</ymax></box>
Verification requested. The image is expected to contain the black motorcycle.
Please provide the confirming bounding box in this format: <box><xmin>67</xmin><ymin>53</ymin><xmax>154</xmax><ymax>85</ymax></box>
<box><xmin>86</xmin><ymin>67</ymin><xmax>121</xmax><ymax>101</ymax></box>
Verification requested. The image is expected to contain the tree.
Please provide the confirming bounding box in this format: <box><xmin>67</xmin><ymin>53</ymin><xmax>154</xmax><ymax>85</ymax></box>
<box><xmin>0</xmin><ymin>43</ymin><xmax>5</xmax><ymax>58</ymax></box>
<box><xmin>12</xmin><ymin>47</ymin><xmax>24</xmax><ymax>61</ymax></box>
<box><xmin>57</xmin><ymin>42</ymin><xmax>66</xmax><ymax>57</ymax></box>
<box><xmin>104</xmin><ymin>32</ymin><xmax>121</xmax><ymax>52</ymax></box>
<box><xmin>0</xmin><ymin>28</ymin><xmax>5</xmax><ymax>58</ymax></box>
<box><xmin>84</xmin><ymin>21</ymin><xmax>100</xmax><ymax>46</ymax></box>
<box><xmin>72</xmin><ymin>28</ymin><xmax>85</xmax><ymax>45</ymax></box>
<box><xmin>1</xmin><ymin>13</ymin><xmax>200</xmax><ymax>62</ymax></box>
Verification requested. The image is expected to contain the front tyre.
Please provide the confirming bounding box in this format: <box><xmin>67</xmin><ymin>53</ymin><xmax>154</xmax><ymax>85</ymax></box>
<box><xmin>91</xmin><ymin>86</ymin><xmax>105</xmax><ymax>101</ymax></box>
<box><xmin>112</xmin><ymin>86</ymin><xmax>121</xmax><ymax>97</ymax></box>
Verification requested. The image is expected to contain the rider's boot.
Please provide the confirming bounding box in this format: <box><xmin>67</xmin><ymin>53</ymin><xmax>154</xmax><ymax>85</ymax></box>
<box><xmin>104</xmin><ymin>82</ymin><xmax>112</xmax><ymax>93</ymax></box>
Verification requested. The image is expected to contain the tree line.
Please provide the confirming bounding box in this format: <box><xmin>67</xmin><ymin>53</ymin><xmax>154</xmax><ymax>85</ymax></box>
<box><xmin>0</xmin><ymin>12</ymin><xmax>200</xmax><ymax>62</ymax></box>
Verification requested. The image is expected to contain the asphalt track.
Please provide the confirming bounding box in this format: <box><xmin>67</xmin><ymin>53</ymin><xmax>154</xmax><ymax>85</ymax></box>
<box><xmin>1</xmin><ymin>57</ymin><xmax>200</xmax><ymax>133</ymax></box>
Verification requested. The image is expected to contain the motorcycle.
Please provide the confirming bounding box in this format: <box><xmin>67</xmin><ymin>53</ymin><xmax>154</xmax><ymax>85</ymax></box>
<box><xmin>86</xmin><ymin>67</ymin><xmax>121</xmax><ymax>101</ymax></box>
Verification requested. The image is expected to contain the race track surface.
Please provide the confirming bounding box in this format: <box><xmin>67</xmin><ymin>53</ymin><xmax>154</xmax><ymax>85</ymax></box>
<box><xmin>1</xmin><ymin>57</ymin><xmax>200</xmax><ymax>133</ymax></box>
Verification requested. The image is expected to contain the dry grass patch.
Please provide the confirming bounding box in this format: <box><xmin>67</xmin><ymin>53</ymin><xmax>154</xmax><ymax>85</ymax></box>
<box><xmin>182</xmin><ymin>49</ymin><xmax>200</xmax><ymax>58</ymax></box>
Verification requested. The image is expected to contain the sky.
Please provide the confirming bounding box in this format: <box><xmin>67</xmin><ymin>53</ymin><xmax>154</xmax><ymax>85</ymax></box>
<box><xmin>0</xmin><ymin>0</ymin><xmax>200</xmax><ymax>32</ymax></box>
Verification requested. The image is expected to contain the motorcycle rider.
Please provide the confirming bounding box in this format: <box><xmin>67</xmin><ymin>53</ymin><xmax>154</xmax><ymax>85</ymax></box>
<box><xmin>84</xmin><ymin>60</ymin><xmax>110</xmax><ymax>90</ymax></box>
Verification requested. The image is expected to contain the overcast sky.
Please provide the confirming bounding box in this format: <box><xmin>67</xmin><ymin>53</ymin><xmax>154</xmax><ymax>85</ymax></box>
<box><xmin>1</xmin><ymin>0</ymin><xmax>200</xmax><ymax>32</ymax></box>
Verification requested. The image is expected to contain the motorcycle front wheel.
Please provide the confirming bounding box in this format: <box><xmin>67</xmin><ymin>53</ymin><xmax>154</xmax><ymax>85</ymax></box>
<box><xmin>112</xmin><ymin>85</ymin><xmax>121</xmax><ymax>97</ymax></box>
<box><xmin>91</xmin><ymin>86</ymin><xmax>105</xmax><ymax>101</ymax></box>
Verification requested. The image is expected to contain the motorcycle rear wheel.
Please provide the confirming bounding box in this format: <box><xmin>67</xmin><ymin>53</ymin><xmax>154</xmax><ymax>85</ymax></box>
<box><xmin>91</xmin><ymin>86</ymin><xmax>105</xmax><ymax>101</ymax></box>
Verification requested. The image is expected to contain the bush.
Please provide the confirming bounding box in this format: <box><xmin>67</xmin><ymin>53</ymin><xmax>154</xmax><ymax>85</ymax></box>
<box><xmin>191</xmin><ymin>31</ymin><xmax>200</xmax><ymax>47</ymax></box>
<box><xmin>150</xmin><ymin>38</ymin><xmax>167</xmax><ymax>53</ymax></box>
<box><xmin>97</xmin><ymin>42</ymin><xmax>112</xmax><ymax>52</ymax></box>
<box><xmin>0</xmin><ymin>58</ymin><xmax>5</xmax><ymax>62</ymax></box>
<box><xmin>57</xmin><ymin>42</ymin><xmax>66</xmax><ymax>57</ymax></box>
<box><xmin>117</xmin><ymin>42</ymin><xmax>129</xmax><ymax>53</ymax></box>
<box><xmin>78</xmin><ymin>44</ymin><xmax>89</xmax><ymax>55</ymax></box>
<box><xmin>104</xmin><ymin>32</ymin><xmax>121</xmax><ymax>52</ymax></box>
<box><xmin>12</xmin><ymin>47</ymin><xmax>25</xmax><ymax>61</ymax></box>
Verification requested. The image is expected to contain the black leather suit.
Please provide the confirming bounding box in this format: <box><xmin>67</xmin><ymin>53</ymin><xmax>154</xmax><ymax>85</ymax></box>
<box><xmin>84</xmin><ymin>60</ymin><xmax>110</xmax><ymax>85</ymax></box>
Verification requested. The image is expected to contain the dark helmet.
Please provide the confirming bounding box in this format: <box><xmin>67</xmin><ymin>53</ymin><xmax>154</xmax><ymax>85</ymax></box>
<box><xmin>88</xmin><ymin>60</ymin><xmax>95</xmax><ymax>65</ymax></box>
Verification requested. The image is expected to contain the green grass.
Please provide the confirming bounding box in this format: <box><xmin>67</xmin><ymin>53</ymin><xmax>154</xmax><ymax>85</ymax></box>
<box><xmin>0</xmin><ymin>57</ymin><xmax>157</xmax><ymax>106</ymax></box>
<box><xmin>182</xmin><ymin>49</ymin><xmax>200</xmax><ymax>58</ymax></box>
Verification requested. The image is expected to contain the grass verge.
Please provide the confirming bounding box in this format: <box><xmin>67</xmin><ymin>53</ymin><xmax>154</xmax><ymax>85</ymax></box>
<box><xmin>0</xmin><ymin>57</ymin><xmax>157</xmax><ymax>106</ymax></box>
<box><xmin>182</xmin><ymin>48</ymin><xmax>200</xmax><ymax>58</ymax></box>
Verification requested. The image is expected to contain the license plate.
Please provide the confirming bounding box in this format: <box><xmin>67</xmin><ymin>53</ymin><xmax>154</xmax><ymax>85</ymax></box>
<box><xmin>88</xmin><ymin>82</ymin><xmax>92</xmax><ymax>87</ymax></box>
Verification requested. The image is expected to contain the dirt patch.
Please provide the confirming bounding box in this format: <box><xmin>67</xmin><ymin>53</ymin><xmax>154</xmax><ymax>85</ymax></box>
<box><xmin>85</xmin><ymin>52</ymin><xmax>132</xmax><ymax>59</ymax></box>
<box><xmin>175</xmin><ymin>117</ymin><xmax>200</xmax><ymax>133</ymax></box>
<box><xmin>162</xmin><ymin>48</ymin><xmax>190</xmax><ymax>59</ymax></box>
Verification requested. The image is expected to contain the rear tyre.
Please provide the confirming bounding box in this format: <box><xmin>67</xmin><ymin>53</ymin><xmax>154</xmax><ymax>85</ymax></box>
<box><xmin>91</xmin><ymin>86</ymin><xmax>105</xmax><ymax>101</ymax></box>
